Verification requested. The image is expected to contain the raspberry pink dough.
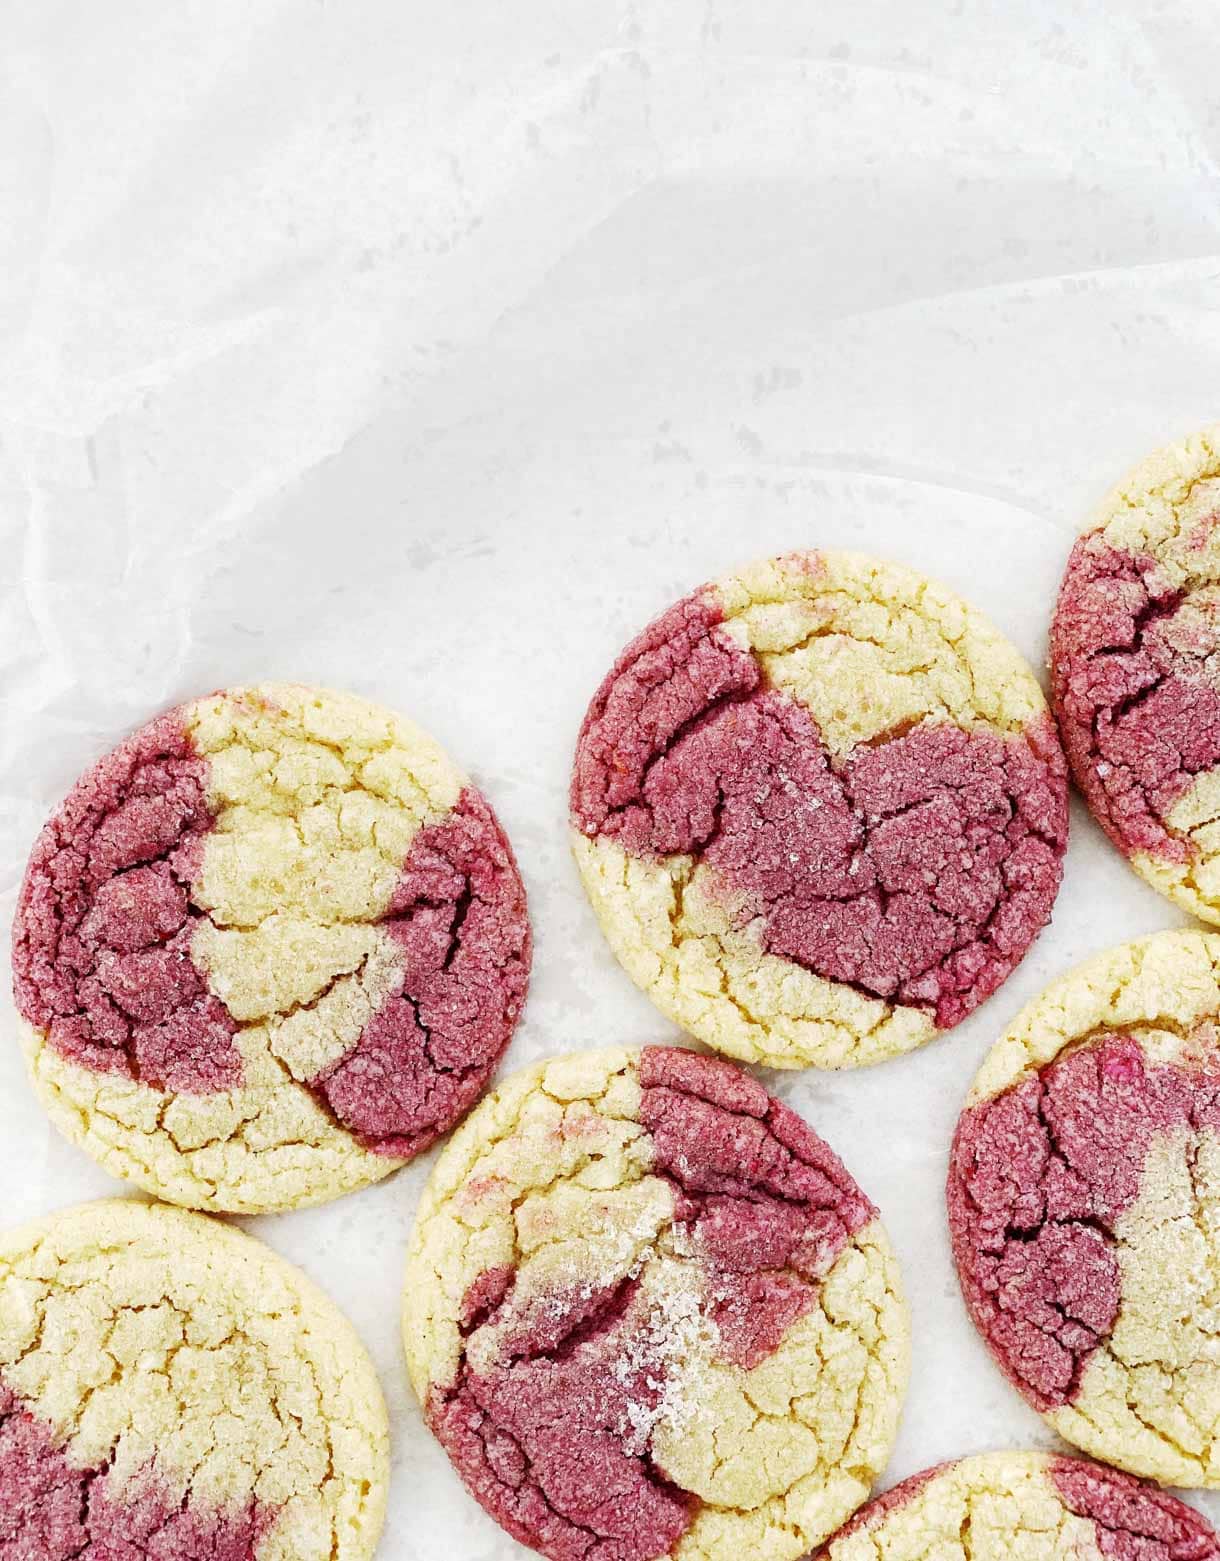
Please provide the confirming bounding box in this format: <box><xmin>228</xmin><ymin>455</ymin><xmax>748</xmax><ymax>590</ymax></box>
<box><xmin>817</xmin><ymin>1452</ymin><xmax>1219</xmax><ymax>1561</ymax></box>
<box><xmin>403</xmin><ymin>1046</ymin><xmax>910</xmax><ymax>1561</ymax></box>
<box><xmin>570</xmin><ymin>552</ymin><xmax>1068</xmax><ymax>1070</ymax></box>
<box><xmin>948</xmin><ymin>930</ymin><xmax>1220</xmax><ymax>1487</ymax></box>
<box><xmin>0</xmin><ymin>1383</ymin><xmax>269</xmax><ymax>1561</ymax></box>
<box><xmin>1050</xmin><ymin>427</ymin><xmax>1220</xmax><ymax>922</ymax></box>
<box><xmin>11</xmin><ymin>684</ymin><xmax>531</xmax><ymax>1213</ymax></box>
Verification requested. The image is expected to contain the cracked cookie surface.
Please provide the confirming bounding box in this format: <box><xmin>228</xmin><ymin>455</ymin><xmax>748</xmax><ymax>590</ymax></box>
<box><xmin>818</xmin><ymin>1450</ymin><xmax>1218</xmax><ymax>1559</ymax></box>
<box><xmin>402</xmin><ymin>1045</ymin><xmax>909</xmax><ymax>1561</ymax></box>
<box><xmin>949</xmin><ymin>930</ymin><xmax>1220</xmax><ymax>1486</ymax></box>
<box><xmin>571</xmin><ymin>552</ymin><xmax>1068</xmax><ymax>1070</ymax></box>
<box><xmin>1051</xmin><ymin>427</ymin><xmax>1220</xmax><ymax>922</ymax></box>
<box><xmin>12</xmin><ymin>683</ymin><xmax>532</xmax><ymax>1213</ymax></box>
<box><xmin>0</xmin><ymin>1198</ymin><xmax>389</xmax><ymax>1560</ymax></box>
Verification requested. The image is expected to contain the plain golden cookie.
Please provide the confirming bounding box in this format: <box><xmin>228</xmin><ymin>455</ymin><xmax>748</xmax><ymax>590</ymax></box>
<box><xmin>0</xmin><ymin>1198</ymin><xmax>389</xmax><ymax>1560</ymax></box>
<box><xmin>403</xmin><ymin>1044</ymin><xmax>909</xmax><ymax>1561</ymax></box>
<box><xmin>12</xmin><ymin>683</ymin><xmax>531</xmax><ymax>1213</ymax></box>
<box><xmin>571</xmin><ymin>551</ymin><xmax>1068</xmax><ymax>1070</ymax></box>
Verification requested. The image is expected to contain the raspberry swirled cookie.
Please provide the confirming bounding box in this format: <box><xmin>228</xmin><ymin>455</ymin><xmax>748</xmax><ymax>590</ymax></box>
<box><xmin>1052</xmin><ymin>427</ymin><xmax>1220</xmax><ymax>921</ymax></box>
<box><xmin>403</xmin><ymin>1044</ymin><xmax>909</xmax><ymax>1561</ymax></box>
<box><xmin>571</xmin><ymin>552</ymin><xmax>1068</xmax><ymax>1070</ymax></box>
<box><xmin>12</xmin><ymin>684</ymin><xmax>531</xmax><ymax>1213</ymax></box>
<box><xmin>817</xmin><ymin>1451</ymin><xmax>1218</xmax><ymax>1560</ymax></box>
<box><xmin>0</xmin><ymin>1198</ymin><xmax>388</xmax><ymax>1560</ymax></box>
<box><xmin>949</xmin><ymin>929</ymin><xmax>1220</xmax><ymax>1486</ymax></box>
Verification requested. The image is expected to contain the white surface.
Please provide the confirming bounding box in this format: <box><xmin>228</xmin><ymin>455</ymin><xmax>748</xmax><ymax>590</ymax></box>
<box><xmin>3</xmin><ymin>0</ymin><xmax>1220</xmax><ymax>1552</ymax></box>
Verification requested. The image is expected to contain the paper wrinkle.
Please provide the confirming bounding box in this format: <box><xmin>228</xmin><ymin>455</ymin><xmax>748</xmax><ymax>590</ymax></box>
<box><xmin>4</xmin><ymin>1</ymin><xmax>1220</xmax><ymax>1555</ymax></box>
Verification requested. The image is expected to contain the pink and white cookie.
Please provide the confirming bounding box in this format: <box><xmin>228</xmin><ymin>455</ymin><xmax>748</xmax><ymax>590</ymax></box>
<box><xmin>571</xmin><ymin>552</ymin><xmax>1069</xmax><ymax>1069</ymax></box>
<box><xmin>403</xmin><ymin>1044</ymin><xmax>910</xmax><ymax>1561</ymax></box>
<box><xmin>0</xmin><ymin>1198</ymin><xmax>389</xmax><ymax>1561</ymax></box>
<box><xmin>12</xmin><ymin>683</ymin><xmax>531</xmax><ymax>1213</ymax></box>
<box><xmin>818</xmin><ymin>1451</ymin><xmax>1218</xmax><ymax>1559</ymax></box>
<box><xmin>1052</xmin><ymin>427</ymin><xmax>1220</xmax><ymax>921</ymax></box>
<box><xmin>949</xmin><ymin>930</ymin><xmax>1220</xmax><ymax>1486</ymax></box>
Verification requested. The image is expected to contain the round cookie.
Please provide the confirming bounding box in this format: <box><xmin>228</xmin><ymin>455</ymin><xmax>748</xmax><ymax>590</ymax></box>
<box><xmin>948</xmin><ymin>929</ymin><xmax>1220</xmax><ymax>1486</ymax></box>
<box><xmin>0</xmin><ymin>1198</ymin><xmax>388</xmax><ymax>1560</ymax></box>
<box><xmin>1051</xmin><ymin>426</ymin><xmax>1220</xmax><ymax>922</ymax></box>
<box><xmin>571</xmin><ymin>551</ymin><xmax>1068</xmax><ymax>1070</ymax></box>
<box><xmin>817</xmin><ymin>1451</ymin><xmax>1218</xmax><ymax>1559</ymax></box>
<box><xmin>12</xmin><ymin>683</ymin><xmax>531</xmax><ymax>1213</ymax></box>
<box><xmin>403</xmin><ymin>1044</ymin><xmax>910</xmax><ymax>1561</ymax></box>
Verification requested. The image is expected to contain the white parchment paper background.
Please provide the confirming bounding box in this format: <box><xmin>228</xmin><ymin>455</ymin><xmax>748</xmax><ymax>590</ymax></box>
<box><xmin>4</xmin><ymin>0</ymin><xmax>1220</xmax><ymax>1552</ymax></box>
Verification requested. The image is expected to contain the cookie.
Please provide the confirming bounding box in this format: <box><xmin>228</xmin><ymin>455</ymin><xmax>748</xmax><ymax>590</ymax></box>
<box><xmin>403</xmin><ymin>1044</ymin><xmax>909</xmax><ymax>1561</ymax></box>
<box><xmin>818</xmin><ymin>1451</ymin><xmax>1218</xmax><ymax>1559</ymax></box>
<box><xmin>948</xmin><ymin>929</ymin><xmax>1220</xmax><ymax>1486</ymax></box>
<box><xmin>0</xmin><ymin>1197</ymin><xmax>388</xmax><ymax>1560</ymax></box>
<box><xmin>12</xmin><ymin>683</ymin><xmax>531</xmax><ymax>1213</ymax></box>
<box><xmin>571</xmin><ymin>551</ymin><xmax>1068</xmax><ymax>1070</ymax></box>
<box><xmin>1051</xmin><ymin>427</ymin><xmax>1220</xmax><ymax>922</ymax></box>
